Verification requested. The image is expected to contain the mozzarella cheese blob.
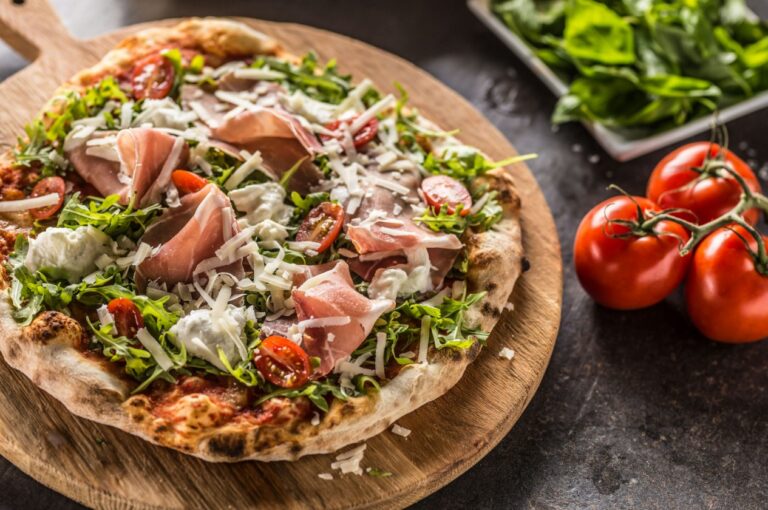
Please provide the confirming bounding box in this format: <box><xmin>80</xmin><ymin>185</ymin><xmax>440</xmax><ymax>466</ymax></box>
<box><xmin>229</xmin><ymin>182</ymin><xmax>293</xmax><ymax>227</ymax></box>
<box><xmin>24</xmin><ymin>226</ymin><xmax>112</xmax><ymax>282</ymax></box>
<box><xmin>169</xmin><ymin>306</ymin><xmax>247</xmax><ymax>371</ymax></box>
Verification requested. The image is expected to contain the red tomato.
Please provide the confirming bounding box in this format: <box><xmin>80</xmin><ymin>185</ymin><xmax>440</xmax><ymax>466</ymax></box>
<box><xmin>171</xmin><ymin>170</ymin><xmax>207</xmax><ymax>195</ymax></box>
<box><xmin>131</xmin><ymin>53</ymin><xmax>174</xmax><ymax>100</ymax></box>
<box><xmin>107</xmin><ymin>298</ymin><xmax>144</xmax><ymax>338</ymax></box>
<box><xmin>647</xmin><ymin>142</ymin><xmax>761</xmax><ymax>225</ymax></box>
<box><xmin>574</xmin><ymin>196</ymin><xmax>691</xmax><ymax>310</ymax></box>
<box><xmin>29</xmin><ymin>176</ymin><xmax>66</xmax><ymax>220</ymax></box>
<box><xmin>685</xmin><ymin>225</ymin><xmax>768</xmax><ymax>343</ymax></box>
<box><xmin>421</xmin><ymin>175</ymin><xmax>472</xmax><ymax>216</ymax></box>
<box><xmin>254</xmin><ymin>336</ymin><xmax>311</xmax><ymax>388</ymax></box>
<box><xmin>296</xmin><ymin>202</ymin><xmax>344</xmax><ymax>253</ymax></box>
<box><xmin>321</xmin><ymin>117</ymin><xmax>379</xmax><ymax>148</ymax></box>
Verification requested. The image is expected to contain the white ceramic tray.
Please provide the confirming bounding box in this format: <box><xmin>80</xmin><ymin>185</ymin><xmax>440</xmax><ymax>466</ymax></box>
<box><xmin>468</xmin><ymin>0</ymin><xmax>768</xmax><ymax>161</ymax></box>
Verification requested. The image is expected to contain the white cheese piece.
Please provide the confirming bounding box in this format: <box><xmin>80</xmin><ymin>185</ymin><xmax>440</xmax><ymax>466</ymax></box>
<box><xmin>225</xmin><ymin>150</ymin><xmax>277</xmax><ymax>190</ymax></box>
<box><xmin>135</xmin><ymin>328</ymin><xmax>175</xmax><ymax>371</ymax></box>
<box><xmin>391</xmin><ymin>424</ymin><xmax>412</xmax><ymax>438</ymax></box>
<box><xmin>498</xmin><ymin>347</ymin><xmax>516</xmax><ymax>360</ymax></box>
<box><xmin>504</xmin><ymin>302</ymin><xmax>515</xmax><ymax>312</ymax></box>
<box><xmin>375</xmin><ymin>332</ymin><xmax>387</xmax><ymax>379</ymax></box>
<box><xmin>0</xmin><ymin>193</ymin><xmax>59</xmax><ymax>213</ymax></box>
<box><xmin>334</xmin><ymin>78</ymin><xmax>374</xmax><ymax>118</ymax></box>
<box><xmin>349</xmin><ymin>94</ymin><xmax>395</xmax><ymax>133</ymax></box>
<box><xmin>281</xmin><ymin>90</ymin><xmax>337</xmax><ymax>124</ymax></box>
<box><xmin>229</xmin><ymin>182</ymin><xmax>293</xmax><ymax>226</ymax></box>
<box><xmin>331</xmin><ymin>443</ymin><xmax>367</xmax><ymax>476</ymax></box>
<box><xmin>96</xmin><ymin>305</ymin><xmax>114</xmax><ymax>328</ymax></box>
<box><xmin>253</xmin><ymin>219</ymin><xmax>290</xmax><ymax>243</ymax></box>
<box><xmin>317</xmin><ymin>473</ymin><xmax>334</xmax><ymax>481</ymax></box>
<box><xmin>169</xmin><ymin>305</ymin><xmax>247</xmax><ymax>371</ymax></box>
<box><xmin>24</xmin><ymin>226</ymin><xmax>112</xmax><ymax>282</ymax></box>
<box><xmin>418</xmin><ymin>316</ymin><xmax>431</xmax><ymax>364</ymax></box>
<box><xmin>233</xmin><ymin>67</ymin><xmax>286</xmax><ymax>81</ymax></box>
<box><xmin>367</xmin><ymin>268</ymin><xmax>408</xmax><ymax>301</ymax></box>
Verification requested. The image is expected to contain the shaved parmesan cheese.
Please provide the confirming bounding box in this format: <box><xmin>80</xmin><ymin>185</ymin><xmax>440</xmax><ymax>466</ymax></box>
<box><xmin>349</xmin><ymin>94</ymin><xmax>395</xmax><ymax>133</ymax></box>
<box><xmin>136</xmin><ymin>328</ymin><xmax>175</xmax><ymax>371</ymax></box>
<box><xmin>331</xmin><ymin>444</ymin><xmax>367</xmax><ymax>476</ymax></box>
<box><xmin>504</xmin><ymin>302</ymin><xmax>515</xmax><ymax>312</ymax></box>
<box><xmin>225</xmin><ymin>150</ymin><xmax>275</xmax><ymax>190</ymax></box>
<box><xmin>318</xmin><ymin>473</ymin><xmax>333</xmax><ymax>481</ymax></box>
<box><xmin>0</xmin><ymin>193</ymin><xmax>59</xmax><ymax>212</ymax></box>
<box><xmin>233</xmin><ymin>67</ymin><xmax>286</xmax><ymax>81</ymax></box>
<box><xmin>418</xmin><ymin>316</ymin><xmax>431</xmax><ymax>364</ymax></box>
<box><xmin>298</xmin><ymin>316</ymin><xmax>351</xmax><ymax>330</ymax></box>
<box><xmin>375</xmin><ymin>332</ymin><xmax>386</xmax><ymax>379</ymax></box>
<box><xmin>375</xmin><ymin>151</ymin><xmax>398</xmax><ymax>170</ymax></box>
<box><xmin>499</xmin><ymin>347</ymin><xmax>516</xmax><ymax>360</ymax></box>
<box><xmin>334</xmin><ymin>360</ymin><xmax>376</xmax><ymax>377</ymax></box>
<box><xmin>120</xmin><ymin>101</ymin><xmax>135</xmax><ymax>129</ymax></box>
<box><xmin>391</xmin><ymin>424</ymin><xmax>411</xmax><ymax>438</ymax></box>
<box><xmin>97</xmin><ymin>305</ymin><xmax>114</xmax><ymax>327</ymax></box>
<box><xmin>368</xmin><ymin>268</ymin><xmax>407</xmax><ymax>301</ymax></box>
<box><xmin>368</xmin><ymin>174</ymin><xmax>410</xmax><ymax>195</ymax></box>
<box><xmin>334</xmin><ymin>78</ymin><xmax>374</xmax><ymax>117</ymax></box>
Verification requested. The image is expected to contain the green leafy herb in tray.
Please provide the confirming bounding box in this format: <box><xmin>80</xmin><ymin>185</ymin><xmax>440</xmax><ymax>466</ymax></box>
<box><xmin>491</xmin><ymin>0</ymin><xmax>768</xmax><ymax>133</ymax></box>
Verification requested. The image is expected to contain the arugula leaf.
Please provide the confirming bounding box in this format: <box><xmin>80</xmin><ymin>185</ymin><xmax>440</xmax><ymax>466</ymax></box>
<box><xmin>57</xmin><ymin>193</ymin><xmax>160</xmax><ymax>241</ymax></box>
<box><xmin>251</xmin><ymin>52</ymin><xmax>353</xmax><ymax>104</ymax></box>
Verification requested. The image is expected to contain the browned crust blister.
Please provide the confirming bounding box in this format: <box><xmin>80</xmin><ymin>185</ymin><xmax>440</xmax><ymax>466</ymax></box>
<box><xmin>0</xmin><ymin>18</ymin><xmax>524</xmax><ymax>462</ymax></box>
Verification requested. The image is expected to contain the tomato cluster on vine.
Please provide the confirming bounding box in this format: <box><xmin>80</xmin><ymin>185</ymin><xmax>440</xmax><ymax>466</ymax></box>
<box><xmin>574</xmin><ymin>140</ymin><xmax>768</xmax><ymax>344</ymax></box>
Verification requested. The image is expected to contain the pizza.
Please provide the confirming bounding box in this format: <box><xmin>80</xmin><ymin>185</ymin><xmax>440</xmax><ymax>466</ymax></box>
<box><xmin>0</xmin><ymin>18</ymin><xmax>525</xmax><ymax>463</ymax></box>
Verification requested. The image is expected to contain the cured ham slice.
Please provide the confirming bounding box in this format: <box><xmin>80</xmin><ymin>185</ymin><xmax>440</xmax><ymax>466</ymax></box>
<box><xmin>137</xmin><ymin>184</ymin><xmax>242</xmax><ymax>288</ymax></box>
<box><xmin>292</xmin><ymin>261</ymin><xmax>394</xmax><ymax>376</ymax></box>
<box><xmin>345</xmin><ymin>169</ymin><xmax>461</xmax><ymax>291</ymax></box>
<box><xmin>181</xmin><ymin>83</ymin><xmax>322</xmax><ymax>193</ymax></box>
<box><xmin>66</xmin><ymin>128</ymin><xmax>188</xmax><ymax>206</ymax></box>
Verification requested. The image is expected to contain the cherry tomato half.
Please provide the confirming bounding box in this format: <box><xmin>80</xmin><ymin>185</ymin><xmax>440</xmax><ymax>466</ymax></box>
<box><xmin>171</xmin><ymin>170</ymin><xmax>207</xmax><ymax>195</ymax></box>
<box><xmin>321</xmin><ymin>117</ymin><xmax>379</xmax><ymax>148</ymax></box>
<box><xmin>254</xmin><ymin>336</ymin><xmax>311</xmax><ymax>388</ymax></box>
<box><xmin>574</xmin><ymin>196</ymin><xmax>691</xmax><ymax>310</ymax></box>
<box><xmin>647</xmin><ymin>142</ymin><xmax>762</xmax><ymax>225</ymax></box>
<box><xmin>131</xmin><ymin>53</ymin><xmax>175</xmax><ymax>100</ymax></box>
<box><xmin>296</xmin><ymin>202</ymin><xmax>344</xmax><ymax>253</ymax></box>
<box><xmin>685</xmin><ymin>225</ymin><xmax>768</xmax><ymax>343</ymax></box>
<box><xmin>107</xmin><ymin>298</ymin><xmax>144</xmax><ymax>338</ymax></box>
<box><xmin>421</xmin><ymin>175</ymin><xmax>472</xmax><ymax>216</ymax></box>
<box><xmin>29</xmin><ymin>176</ymin><xmax>66</xmax><ymax>220</ymax></box>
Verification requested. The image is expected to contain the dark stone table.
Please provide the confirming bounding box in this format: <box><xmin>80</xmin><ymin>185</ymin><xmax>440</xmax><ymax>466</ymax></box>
<box><xmin>1</xmin><ymin>1</ymin><xmax>767</xmax><ymax>508</ymax></box>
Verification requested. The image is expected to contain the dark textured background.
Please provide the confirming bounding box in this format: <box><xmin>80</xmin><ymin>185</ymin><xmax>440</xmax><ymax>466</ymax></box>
<box><xmin>1</xmin><ymin>1</ymin><xmax>767</xmax><ymax>508</ymax></box>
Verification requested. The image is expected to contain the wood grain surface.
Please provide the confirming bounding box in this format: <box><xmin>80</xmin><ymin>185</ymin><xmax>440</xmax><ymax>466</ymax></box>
<box><xmin>0</xmin><ymin>1</ymin><xmax>562</xmax><ymax>508</ymax></box>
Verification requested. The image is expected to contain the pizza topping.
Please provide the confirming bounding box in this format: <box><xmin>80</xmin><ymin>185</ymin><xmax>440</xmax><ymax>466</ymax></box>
<box><xmin>171</xmin><ymin>170</ymin><xmax>207</xmax><ymax>195</ymax></box>
<box><xmin>292</xmin><ymin>262</ymin><xmax>394</xmax><ymax>376</ymax></box>
<box><xmin>28</xmin><ymin>177</ymin><xmax>66</xmax><ymax>220</ymax></box>
<box><xmin>295</xmin><ymin>202</ymin><xmax>344</xmax><ymax>254</ymax></box>
<box><xmin>137</xmin><ymin>184</ymin><xmax>242</xmax><ymax>287</ymax></box>
<box><xmin>24</xmin><ymin>226</ymin><xmax>113</xmax><ymax>283</ymax></box>
<box><xmin>254</xmin><ymin>335</ymin><xmax>311</xmax><ymax>388</ymax></box>
<box><xmin>131</xmin><ymin>53</ymin><xmax>175</xmax><ymax>100</ymax></box>
<box><xmin>0</xmin><ymin>192</ymin><xmax>61</xmax><ymax>214</ymax></box>
<box><xmin>135</xmin><ymin>327</ymin><xmax>176</xmax><ymax>371</ymax></box>
<box><xmin>169</xmin><ymin>303</ymin><xmax>247</xmax><ymax>371</ymax></box>
<box><xmin>321</xmin><ymin>117</ymin><xmax>379</xmax><ymax>149</ymax></box>
<box><xmin>229</xmin><ymin>182</ymin><xmax>293</xmax><ymax>227</ymax></box>
<box><xmin>421</xmin><ymin>175</ymin><xmax>472</xmax><ymax>216</ymax></box>
<box><xmin>107</xmin><ymin>298</ymin><xmax>144</xmax><ymax>338</ymax></box>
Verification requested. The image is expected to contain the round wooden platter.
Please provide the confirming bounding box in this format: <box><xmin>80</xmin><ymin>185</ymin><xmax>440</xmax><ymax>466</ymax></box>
<box><xmin>0</xmin><ymin>1</ymin><xmax>562</xmax><ymax>509</ymax></box>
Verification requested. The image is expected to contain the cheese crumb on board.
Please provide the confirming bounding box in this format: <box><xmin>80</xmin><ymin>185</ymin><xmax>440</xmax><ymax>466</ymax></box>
<box><xmin>391</xmin><ymin>423</ymin><xmax>411</xmax><ymax>438</ymax></box>
<box><xmin>498</xmin><ymin>347</ymin><xmax>516</xmax><ymax>360</ymax></box>
<box><xmin>317</xmin><ymin>473</ymin><xmax>334</xmax><ymax>481</ymax></box>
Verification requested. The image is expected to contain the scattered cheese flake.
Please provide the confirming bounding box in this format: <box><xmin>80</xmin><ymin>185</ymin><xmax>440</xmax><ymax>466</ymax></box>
<box><xmin>136</xmin><ymin>328</ymin><xmax>175</xmax><ymax>371</ymax></box>
<box><xmin>498</xmin><ymin>347</ymin><xmax>516</xmax><ymax>360</ymax></box>
<box><xmin>391</xmin><ymin>424</ymin><xmax>412</xmax><ymax>438</ymax></box>
<box><xmin>0</xmin><ymin>193</ymin><xmax>60</xmax><ymax>213</ymax></box>
<box><xmin>375</xmin><ymin>332</ymin><xmax>387</xmax><ymax>379</ymax></box>
<box><xmin>418</xmin><ymin>316</ymin><xmax>431</xmax><ymax>364</ymax></box>
<box><xmin>318</xmin><ymin>473</ymin><xmax>334</xmax><ymax>481</ymax></box>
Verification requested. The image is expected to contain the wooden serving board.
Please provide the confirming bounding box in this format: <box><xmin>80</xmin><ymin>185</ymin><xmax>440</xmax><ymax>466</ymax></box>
<box><xmin>0</xmin><ymin>1</ymin><xmax>563</xmax><ymax>508</ymax></box>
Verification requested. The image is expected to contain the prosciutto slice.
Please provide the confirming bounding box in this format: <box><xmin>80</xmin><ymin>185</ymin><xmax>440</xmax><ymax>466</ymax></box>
<box><xmin>136</xmin><ymin>184</ymin><xmax>242</xmax><ymax>288</ymax></box>
<box><xmin>67</xmin><ymin>128</ymin><xmax>188</xmax><ymax>206</ymax></box>
<box><xmin>181</xmin><ymin>83</ymin><xmax>322</xmax><ymax>193</ymax></box>
<box><xmin>292</xmin><ymin>261</ymin><xmax>394</xmax><ymax>376</ymax></box>
<box><xmin>345</xmin><ymin>168</ymin><xmax>462</xmax><ymax>291</ymax></box>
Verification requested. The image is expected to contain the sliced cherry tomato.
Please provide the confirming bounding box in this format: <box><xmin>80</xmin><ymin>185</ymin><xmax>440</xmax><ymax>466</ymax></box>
<box><xmin>647</xmin><ymin>142</ymin><xmax>762</xmax><ymax>225</ymax></box>
<box><xmin>421</xmin><ymin>175</ymin><xmax>473</xmax><ymax>216</ymax></box>
<box><xmin>131</xmin><ymin>53</ymin><xmax>174</xmax><ymax>100</ymax></box>
<box><xmin>254</xmin><ymin>336</ymin><xmax>311</xmax><ymax>388</ymax></box>
<box><xmin>296</xmin><ymin>202</ymin><xmax>344</xmax><ymax>253</ymax></box>
<box><xmin>29</xmin><ymin>176</ymin><xmax>65</xmax><ymax>220</ymax></box>
<box><xmin>574</xmin><ymin>196</ymin><xmax>691</xmax><ymax>310</ymax></box>
<box><xmin>171</xmin><ymin>170</ymin><xmax>207</xmax><ymax>195</ymax></box>
<box><xmin>685</xmin><ymin>225</ymin><xmax>768</xmax><ymax>343</ymax></box>
<box><xmin>107</xmin><ymin>298</ymin><xmax>144</xmax><ymax>338</ymax></box>
<box><xmin>321</xmin><ymin>117</ymin><xmax>379</xmax><ymax>148</ymax></box>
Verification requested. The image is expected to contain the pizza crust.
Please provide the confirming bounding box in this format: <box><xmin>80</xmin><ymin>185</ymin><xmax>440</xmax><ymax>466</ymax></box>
<box><xmin>0</xmin><ymin>18</ymin><xmax>524</xmax><ymax>462</ymax></box>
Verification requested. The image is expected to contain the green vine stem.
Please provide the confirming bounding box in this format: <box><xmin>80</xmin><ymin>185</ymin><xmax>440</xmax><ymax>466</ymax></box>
<box><xmin>626</xmin><ymin>160</ymin><xmax>768</xmax><ymax>274</ymax></box>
